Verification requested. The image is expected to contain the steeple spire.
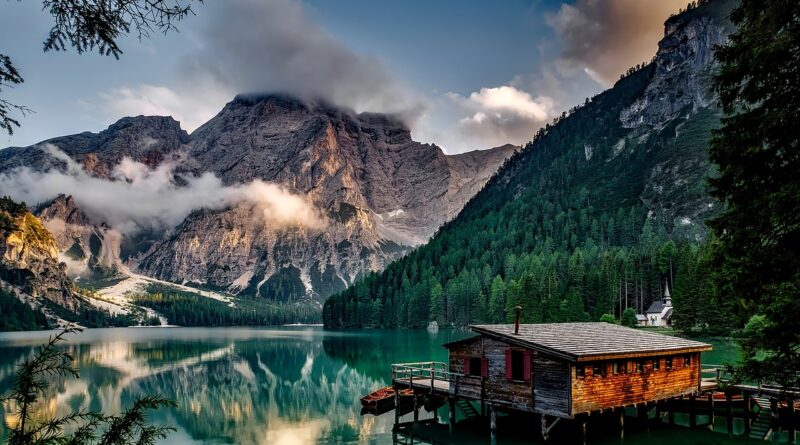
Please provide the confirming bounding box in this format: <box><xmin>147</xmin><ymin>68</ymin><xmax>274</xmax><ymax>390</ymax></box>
<box><xmin>664</xmin><ymin>280</ymin><xmax>672</xmax><ymax>306</ymax></box>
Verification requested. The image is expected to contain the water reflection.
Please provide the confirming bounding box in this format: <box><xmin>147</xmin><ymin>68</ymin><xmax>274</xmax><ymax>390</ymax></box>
<box><xmin>0</xmin><ymin>327</ymin><xmax>471</xmax><ymax>445</ymax></box>
<box><xmin>0</xmin><ymin>329</ymin><xmax>746</xmax><ymax>445</ymax></box>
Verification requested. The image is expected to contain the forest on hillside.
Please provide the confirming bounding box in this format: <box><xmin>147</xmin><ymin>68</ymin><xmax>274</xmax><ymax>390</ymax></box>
<box><xmin>323</xmin><ymin>32</ymin><xmax>740</xmax><ymax>333</ymax></box>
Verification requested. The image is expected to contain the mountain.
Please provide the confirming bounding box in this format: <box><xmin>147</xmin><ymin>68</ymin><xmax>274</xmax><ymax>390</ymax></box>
<box><xmin>0</xmin><ymin>95</ymin><xmax>514</xmax><ymax>303</ymax></box>
<box><xmin>0</xmin><ymin>197</ymin><xmax>77</xmax><ymax>312</ymax></box>
<box><xmin>323</xmin><ymin>0</ymin><xmax>737</xmax><ymax>329</ymax></box>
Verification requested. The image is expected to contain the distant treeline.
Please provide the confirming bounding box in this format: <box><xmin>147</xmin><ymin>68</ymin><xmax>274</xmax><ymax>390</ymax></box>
<box><xmin>133</xmin><ymin>285</ymin><xmax>321</xmax><ymax>326</ymax></box>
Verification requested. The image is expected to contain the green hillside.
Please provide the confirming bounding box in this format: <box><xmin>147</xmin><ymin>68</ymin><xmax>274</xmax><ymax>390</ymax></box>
<box><xmin>323</xmin><ymin>2</ymin><xmax>739</xmax><ymax>331</ymax></box>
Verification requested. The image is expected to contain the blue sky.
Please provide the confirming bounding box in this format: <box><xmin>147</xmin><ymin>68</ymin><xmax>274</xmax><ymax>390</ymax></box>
<box><xmin>0</xmin><ymin>0</ymin><xmax>686</xmax><ymax>153</ymax></box>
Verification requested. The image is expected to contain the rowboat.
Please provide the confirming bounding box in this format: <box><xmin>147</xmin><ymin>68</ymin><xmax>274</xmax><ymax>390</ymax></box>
<box><xmin>360</xmin><ymin>386</ymin><xmax>414</xmax><ymax>413</ymax></box>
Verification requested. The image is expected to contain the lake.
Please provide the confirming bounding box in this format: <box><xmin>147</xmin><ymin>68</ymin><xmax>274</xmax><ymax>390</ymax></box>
<box><xmin>0</xmin><ymin>327</ymin><xmax>759</xmax><ymax>445</ymax></box>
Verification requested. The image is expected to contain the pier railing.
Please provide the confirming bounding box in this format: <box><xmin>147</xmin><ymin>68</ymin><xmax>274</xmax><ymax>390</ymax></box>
<box><xmin>391</xmin><ymin>362</ymin><xmax>462</xmax><ymax>393</ymax></box>
<box><xmin>701</xmin><ymin>363</ymin><xmax>733</xmax><ymax>383</ymax></box>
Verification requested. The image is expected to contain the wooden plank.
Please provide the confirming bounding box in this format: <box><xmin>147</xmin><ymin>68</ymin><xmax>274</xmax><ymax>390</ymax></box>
<box><xmin>533</xmin><ymin>353</ymin><xmax>570</xmax><ymax>417</ymax></box>
<box><xmin>571</xmin><ymin>352</ymin><xmax>701</xmax><ymax>415</ymax></box>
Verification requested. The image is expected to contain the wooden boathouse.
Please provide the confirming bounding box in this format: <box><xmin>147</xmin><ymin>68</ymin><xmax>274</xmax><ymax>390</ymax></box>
<box><xmin>391</xmin><ymin>321</ymin><xmax>712</xmax><ymax>438</ymax></box>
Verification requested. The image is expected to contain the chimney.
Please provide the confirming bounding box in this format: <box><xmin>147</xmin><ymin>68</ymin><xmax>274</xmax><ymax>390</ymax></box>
<box><xmin>514</xmin><ymin>306</ymin><xmax>522</xmax><ymax>334</ymax></box>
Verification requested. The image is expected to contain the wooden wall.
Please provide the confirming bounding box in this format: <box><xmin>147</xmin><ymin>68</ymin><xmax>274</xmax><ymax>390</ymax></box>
<box><xmin>448</xmin><ymin>336</ymin><xmax>572</xmax><ymax>417</ymax></box>
<box><xmin>571</xmin><ymin>352</ymin><xmax>701</xmax><ymax>415</ymax></box>
<box><xmin>533</xmin><ymin>354</ymin><xmax>570</xmax><ymax>416</ymax></box>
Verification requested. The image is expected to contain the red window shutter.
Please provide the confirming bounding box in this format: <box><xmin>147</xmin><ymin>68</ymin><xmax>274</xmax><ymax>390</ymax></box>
<box><xmin>462</xmin><ymin>357</ymin><xmax>470</xmax><ymax>375</ymax></box>
<box><xmin>505</xmin><ymin>349</ymin><xmax>513</xmax><ymax>380</ymax></box>
<box><xmin>523</xmin><ymin>351</ymin><xmax>532</xmax><ymax>381</ymax></box>
<box><xmin>481</xmin><ymin>358</ymin><xmax>489</xmax><ymax>378</ymax></box>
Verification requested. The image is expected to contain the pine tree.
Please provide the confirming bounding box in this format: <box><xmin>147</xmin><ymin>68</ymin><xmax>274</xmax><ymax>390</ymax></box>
<box><xmin>710</xmin><ymin>0</ymin><xmax>800</xmax><ymax>388</ymax></box>
<box><xmin>488</xmin><ymin>275</ymin><xmax>507</xmax><ymax>323</ymax></box>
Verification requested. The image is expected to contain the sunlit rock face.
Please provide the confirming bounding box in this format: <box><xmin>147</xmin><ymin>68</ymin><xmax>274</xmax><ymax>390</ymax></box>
<box><xmin>0</xmin><ymin>201</ymin><xmax>77</xmax><ymax>311</ymax></box>
<box><xmin>620</xmin><ymin>4</ymin><xmax>733</xmax><ymax>130</ymax></box>
<box><xmin>3</xmin><ymin>95</ymin><xmax>514</xmax><ymax>302</ymax></box>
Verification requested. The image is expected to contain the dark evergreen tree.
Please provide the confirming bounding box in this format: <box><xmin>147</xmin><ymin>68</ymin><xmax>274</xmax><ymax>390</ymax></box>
<box><xmin>709</xmin><ymin>0</ymin><xmax>800</xmax><ymax>388</ymax></box>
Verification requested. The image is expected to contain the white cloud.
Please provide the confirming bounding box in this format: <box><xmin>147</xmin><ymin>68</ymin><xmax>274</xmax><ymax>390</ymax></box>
<box><xmin>548</xmin><ymin>0</ymin><xmax>686</xmax><ymax>86</ymax></box>
<box><xmin>444</xmin><ymin>85</ymin><xmax>556</xmax><ymax>150</ymax></box>
<box><xmin>100</xmin><ymin>84</ymin><xmax>229</xmax><ymax>133</ymax></box>
<box><xmin>0</xmin><ymin>144</ymin><xmax>325</xmax><ymax>234</ymax></box>
<box><xmin>99</xmin><ymin>0</ymin><xmax>424</xmax><ymax>130</ymax></box>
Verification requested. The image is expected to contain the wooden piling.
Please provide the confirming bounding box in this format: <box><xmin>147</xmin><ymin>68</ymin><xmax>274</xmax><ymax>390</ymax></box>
<box><xmin>655</xmin><ymin>401</ymin><xmax>662</xmax><ymax>423</ymax></box>
<box><xmin>448</xmin><ymin>399</ymin><xmax>456</xmax><ymax>432</ymax></box>
<box><xmin>541</xmin><ymin>415</ymin><xmax>548</xmax><ymax>441</ymax></box>
<box><xmin>771</xmin><ymin>398</ymin><xmax>779</xmax><ymax>434</ymax></box>
<box><xmin>726</xmin><ymin>391</ymin><xmax>733</xmax><ymax>434</ymax></box>
<box><xmin>413</xmin><ymin>393</ymin><xmax>419</xmax><ymax>427</ymax></box>
<box><xmin>744</xmin><ymin>396</ymin><xmax>753</xmax><ymax>434</ymax></box>
<box><xmin>708</xmin><ymin>393</ymin><xmax>715</xmax><ymax>429</ymax></box>
<box><xmin>788</xmin><ymin>399</ymin><xmax>796</xmax><ymax>444</ymax></box>
<box><xmin>581</xmin><ymin>420</ymin><xmax>588</xmax><ymax>445</ymax></box>
<box><xmin>689</xmin><ymin>394</ymin><xmax>697</xmax><ymax>427</ymax></box>
<box><xmin>394</xmin><ymin>388</ymin><xmax>401</xmax><ymax>428</ymax></box>
<box><xmin>669</xmin><ymin>399</ymin><xmax>675</xmax><ymax>425</ymax></box>
<box><xmin>489</xmin><ymin>405</ymin><xmax>497</xmax><ymax>433</ymax></box>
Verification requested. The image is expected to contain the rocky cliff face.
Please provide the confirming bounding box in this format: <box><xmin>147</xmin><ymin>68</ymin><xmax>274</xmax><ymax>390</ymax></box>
<box><xmin>620</xmin><ymin>2</ymin><xmax>734</xmax><ymax>130</ymax></box>
<box><xmin>3</xmin><ymin>97</ymin><xmax>514</xmax><ymax>301</ymax></box>
<box><xmin>37</xmin><ymin>194</ymin><xmax>125</xmax><ymax>281</ymax></box>
<box><xmin>0</xmin><ymin>198</ymin><xmax>77</xmax><ymax>311</ymax></box>
<box><xmin>0</xmin><ymin>116</ymin><xmax>189</xmax><ymax>177</ymax></box>
<box><xmin>137</xmin><ymin>96</ymin><xmax>514</xmax><ymax>300</ymax></box>
<box><xmin>616</xmin><ymin>0</ymin><xmax>736</xmax><ymax>235</ymax></box>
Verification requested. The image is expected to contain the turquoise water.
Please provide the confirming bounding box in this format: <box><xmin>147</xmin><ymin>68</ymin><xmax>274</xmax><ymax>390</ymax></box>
<box><xmin>0</xmin><ymin>327</ymin><xmax>760</xmax><ymax>444</ymax></box>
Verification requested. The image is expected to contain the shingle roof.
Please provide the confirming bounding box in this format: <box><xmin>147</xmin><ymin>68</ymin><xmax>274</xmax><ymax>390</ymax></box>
<box><xmin>646</xmin><ymin>301</ymin><xmax>665</xmax><ymax>314</ymax></box>
<box><xmin>469</xmin><ymin>322</ymin><xmax>711</xmax><ymax>362</ymax></box>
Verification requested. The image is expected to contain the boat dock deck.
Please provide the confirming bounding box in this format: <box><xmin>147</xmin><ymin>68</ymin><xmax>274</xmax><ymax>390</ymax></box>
<box><xmin>391</xmin><ymin>362</ymin><xmax>456</xmax><ymax>395</ymax></box>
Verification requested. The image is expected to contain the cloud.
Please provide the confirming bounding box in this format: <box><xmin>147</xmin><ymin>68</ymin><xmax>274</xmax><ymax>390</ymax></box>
<box><xmin>548</xmin><ymin>0</ymin><xmax>685</xmax><ymax>85</ymax></box>
<box><xmin>445</xmin><ymin>86</ymin><xmax>555</xmax><ymax>149</ymax></box>
<box><xmin>99</xmin><ymin>84</ymin><xmax>229</xmax><ymax>133</ymax></box>
<box><xmin>0</xmin><ymin>144</ymin><xmax>325</xmax><ymax>234</ymax></box>
<box><xmin>99</xmin><ymin>0</ymin><xmax>424</xmax><ymax>130</ymax></box>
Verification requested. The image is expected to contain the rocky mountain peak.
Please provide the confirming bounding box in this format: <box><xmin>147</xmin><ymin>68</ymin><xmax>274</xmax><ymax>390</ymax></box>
<box><xmin>0</xmin><ymin>198</ymin><xmax>77</xmax><ymax>311</ymax></box>
<box><xmin>620</xmin><ymin>0</ymin><xmax>736</xmax><ymax>130</ymax></box>
<box><xmin>1</xmin><ymin>93</ymin><xmax>514</xmax><ymax>302</ymax></box>
<box><xmin>37</xmin><ymin>194</ymin><xmax>89</xmax><ymax>226</ymax></box>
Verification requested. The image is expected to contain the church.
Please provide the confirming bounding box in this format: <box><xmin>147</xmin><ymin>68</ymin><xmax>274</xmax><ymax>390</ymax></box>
<box><xmin>638</xmin><ymin>284</ymin><xmax>673</xmax><ymax>327</ymax></box>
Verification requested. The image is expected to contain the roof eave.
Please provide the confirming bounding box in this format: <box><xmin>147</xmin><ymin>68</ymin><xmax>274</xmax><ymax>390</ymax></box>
<box><xmin>574</xmin><ymin>345</ymin><xmax>713</xmax><ymax>362</ymax></box>
<box><xmin>470</xmin><ymin>326</ymin><xmax>579</xmax><ymax>362</ymax></box>
<box><xmin>468</xmin><ymin>325</ymin><xmax>713</xmax><ymax>364</ymax></box>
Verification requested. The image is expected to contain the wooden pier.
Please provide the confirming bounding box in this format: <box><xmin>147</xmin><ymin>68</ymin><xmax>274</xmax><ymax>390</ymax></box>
<box><xmin>375</xmin><ymin>323</ymin><xmax>799</xmax><ymax>442</ymax></box>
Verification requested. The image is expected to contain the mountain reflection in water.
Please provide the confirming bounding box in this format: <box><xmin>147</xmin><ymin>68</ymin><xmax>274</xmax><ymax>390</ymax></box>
<box><xmin>0</xmin><ymin>327</ymin><xmax>471</xmax><ymax>445</ymax></box>
<box><xmin>0</xmin><ymin>328</ymin><xmax>745</xmax><ymax>445</ymax></box>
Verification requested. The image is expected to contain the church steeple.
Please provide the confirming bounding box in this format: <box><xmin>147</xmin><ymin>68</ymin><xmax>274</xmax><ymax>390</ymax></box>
<box><xmin>664</xmin><ymin>281</ymin><xmax>672</xmax><ymax>307</ymax></box>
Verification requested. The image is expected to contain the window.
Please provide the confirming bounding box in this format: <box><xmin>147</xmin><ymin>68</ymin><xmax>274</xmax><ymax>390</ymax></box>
<box><xmin>652</xmin><ymin>359</ymin><xmax>660</xmax><ymax>371</ymax></box>
<box><xmin>505</xmin><ymin>349</ymin><xmax>530</xmax><ymax>381</ymax></box>
<box><xmin>592</xmin><ymin>363</ymin><xmax>606</xmax><ymax>377</ymax></box>
<box><xmin>511</xmin><ymin>351</ymin><xmax>525</xmax><ymax>381</ymax></box>
<box><xmin>576</xmin><ymin>365</ymin><xmax>586</xmax><ymax>378</ymax></box>
<box><xmin>469</xmin><ymin>358</ymin><xmax>483</xmax><ymax>377</ymax></box>
<box><xmin>612</xmin><ymin>361</ymin><xmax>627</xmax><ymax>375</ymax></box>
<box><xmin>636</xmin><ymin>361</ymin><xmax>644</xmax><ymax>373</ymax></box>
<box><xmin>665</xmin><ymin>357</ymin><xmax>673</xmax><ymax>370</ymax></box>
<box><xmin>683</xmin><ymin>355</ymin><xmax>691</xmax><ymax>367</ymax></box>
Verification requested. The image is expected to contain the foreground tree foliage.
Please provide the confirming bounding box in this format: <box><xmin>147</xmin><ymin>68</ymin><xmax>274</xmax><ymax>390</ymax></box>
<box><xmin>710</xmin><ymin>0</ymin><xmax>800</xmax><ymax>389</ymax></box>
<box><xmin>1</xmin><ymin>328</ymin><xmax>175</xmax><ymax>444</ymax></box>
<box><xmin>1</xmin><ymin>0</ymin><xmax>198</xmax><ymax>134</ymax></box>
